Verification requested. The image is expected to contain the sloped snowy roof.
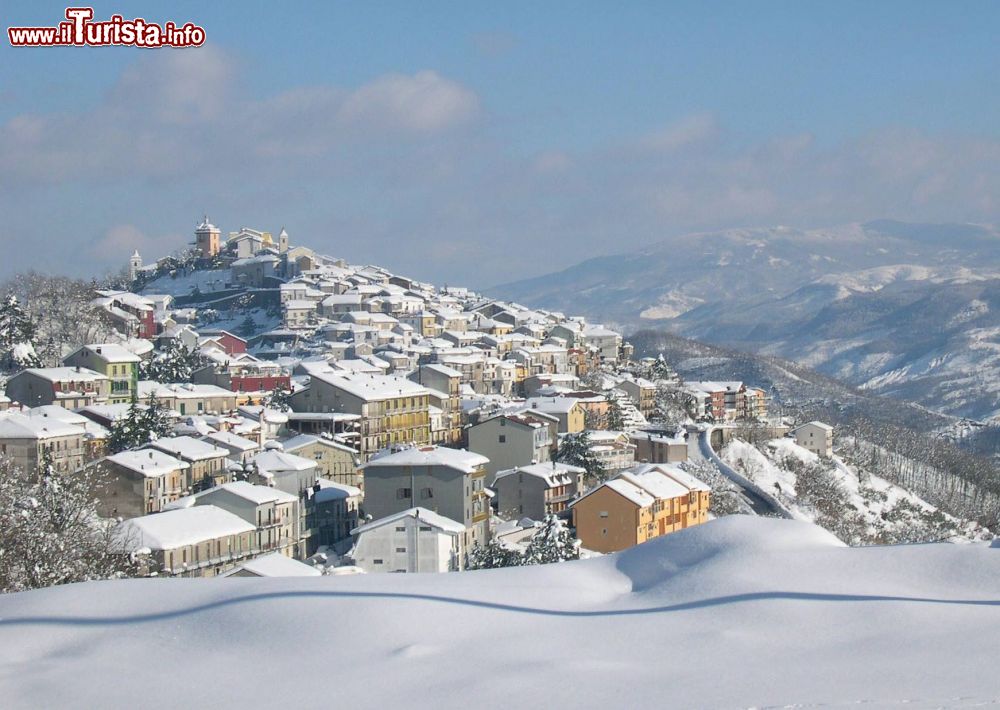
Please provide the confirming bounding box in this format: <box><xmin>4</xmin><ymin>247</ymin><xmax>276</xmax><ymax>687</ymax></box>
<box><xmin>122</xmin><ymin>506</ymin><xmax>255</xmax><ymax>550</ymax></box>
<box><xmin>253</xmin><ymin>449</ymin><xmax>316</xmax><ymax>473</ymax></box>
<box><xmin>351</xmin><ymin>506</ymin><xmax>465</xmax><ymax>536</ymax></box>
<box><xmin>362</xmin><ymin>445</ymin><xmax>487</xmax><ymax>473</ymax></box>
<box><xmin>224</xmin><ymin>552</ymin><xmax>321</xmax><ymax>578</ymax></box>
<box><xmin>495</xmin><ymin>461</ymin><xmax>584</xmax><ymax>487</ymax></box>
<box><xmin>149</xmin><ymin>436</ymin><xmax>229</xmax><ymax>462</ymax></box>
<box><xmin>311</xmin><ymin>372</ymin><xmax>428</xmax><ymax>402</ymax></box>
<box><xmin>0</xmin><ymin>412</ymin><xmax>82</xmax><ymax>440</ymax></box>
<box><xmin>313</xmin><ymin>478</ymin><xmax>362</xmax><ymax>503</ymax></box>
<box><xmin>105</xmin><ymin>449</ymin><xmax>189</xmax><ymax>477</ymax></box>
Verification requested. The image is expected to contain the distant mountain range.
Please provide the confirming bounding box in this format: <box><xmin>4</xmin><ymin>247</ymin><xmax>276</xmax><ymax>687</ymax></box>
<box><xmin>492</xmin><ymin>220</ymin><xmax>1000</xmax><ymax>422</ymax></box>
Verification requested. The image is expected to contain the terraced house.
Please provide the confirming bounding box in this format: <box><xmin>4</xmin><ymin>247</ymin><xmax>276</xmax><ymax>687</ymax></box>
<box><xmin>64</xmin><ymin>344</ymin><xmax>141</xmax><ymax>404</ymax></box>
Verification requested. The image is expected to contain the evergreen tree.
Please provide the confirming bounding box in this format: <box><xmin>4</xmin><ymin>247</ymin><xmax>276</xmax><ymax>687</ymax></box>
<box><xmin>106</xmin><ymin>395</ymin><xmax>173</xmax><ymax>453</ymax></box>
<box><xmin>139</xmin><ymin>340</ymin><xmax>208</xmax><ymax>383</ymax></box>
<box><xmin>555</xmin><ymin>432</ymin><xmax>607</xmax><ymax>483</ymax></box>
<box><xmin>0</xmin><ymin>292</ymin><xmax>39</xmax><ymax>372</ymax></box>
<box><xmin>523</xmin><ymin>515</ymin><xmax>581</xmax><ymax>564</ymax></box>
<box><xmin>606</xmin><ymin>396</ymin><xmax>625</xmax><ymax>431</ymax></box>
<box><xmin>650</xmin><ymin>353</ymin><xmax>676</xmax><ymax>382</ymax></box>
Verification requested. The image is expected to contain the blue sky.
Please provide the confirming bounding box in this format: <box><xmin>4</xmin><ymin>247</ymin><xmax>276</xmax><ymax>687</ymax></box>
<box><xmin>1</xmin><ymin>1</ymin><xmax>998</xmax><ymax>285</ymax></box>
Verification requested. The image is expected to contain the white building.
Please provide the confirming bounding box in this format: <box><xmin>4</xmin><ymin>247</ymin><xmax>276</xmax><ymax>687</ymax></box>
<box><xmin>351</xmin><ymin>507</ymin><xmax>465</xmax><ymax>573</ymax></box>
<box><xmin>794</xmin><ymin>421</ymin><xmax>834</xmax><ymax>457</ymax></box>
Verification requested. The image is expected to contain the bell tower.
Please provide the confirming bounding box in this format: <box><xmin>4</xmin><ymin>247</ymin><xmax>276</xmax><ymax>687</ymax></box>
<box><xmin>195</xmin><ymin>215</ymin><xmax>221</xmax><ymax>258</ymax></box>
<box><xmin>128</xmin><ymin>250</ymin><xmax>143</xmax><ymax>281</ymax></box>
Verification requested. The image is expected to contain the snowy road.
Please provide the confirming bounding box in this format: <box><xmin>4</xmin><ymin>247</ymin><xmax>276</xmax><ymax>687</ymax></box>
<box><xmin>693</xmin><ymin>428</ymin><xmax>793</xmax><ymax>519</ymax></box>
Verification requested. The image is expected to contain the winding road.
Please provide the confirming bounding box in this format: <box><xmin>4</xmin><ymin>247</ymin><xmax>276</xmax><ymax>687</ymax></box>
<box><xmin>688</xmin><ymin>427</ymin><xmax>793</xmax><ymax>519</ymax></box>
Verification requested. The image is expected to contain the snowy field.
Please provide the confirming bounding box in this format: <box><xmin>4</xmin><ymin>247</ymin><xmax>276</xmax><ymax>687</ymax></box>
<box><xmin>3</xmin><ymin>517</ymin><xmax>1000</xmax><ymax>709</ymax></box>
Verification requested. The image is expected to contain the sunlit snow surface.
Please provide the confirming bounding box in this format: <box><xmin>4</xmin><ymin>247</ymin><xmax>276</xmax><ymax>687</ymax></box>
<box><xmin>3</xmin><ymin>517</ymin><xmax>1000</xmax><ymax>708</ymax></box>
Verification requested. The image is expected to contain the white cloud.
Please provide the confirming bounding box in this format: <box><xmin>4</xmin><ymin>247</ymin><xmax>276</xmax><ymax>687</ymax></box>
<box><xmin>338</xmin><ymin>71</ymin><xmax>480</xmax><ymax>133</ymax></box>
<box><xmin>642</xmin><ymin>113</ymin><xmax>717</xmax><ymax>152</ymax></box>
<box><xmin>0</xmin><ymin>49</ymin><xmax>480</xmax><ymax>187</ymax></box>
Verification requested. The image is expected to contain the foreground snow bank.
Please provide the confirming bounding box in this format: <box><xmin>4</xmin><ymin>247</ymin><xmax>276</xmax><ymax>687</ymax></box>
<box><xmin>3</xmin><ymin>517</ymin><xmax>1000</xmax><ymax>709</ymax></box>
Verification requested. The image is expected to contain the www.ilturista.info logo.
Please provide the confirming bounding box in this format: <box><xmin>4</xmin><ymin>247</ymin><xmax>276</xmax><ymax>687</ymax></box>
<box><xmin>8</xmin><ymin>7</ymin><xmax>206</xmax><ymax>47</ymax></box>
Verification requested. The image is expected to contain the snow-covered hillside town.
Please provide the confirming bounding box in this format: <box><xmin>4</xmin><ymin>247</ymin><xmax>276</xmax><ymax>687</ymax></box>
<box><xmin>0</xmin><ymin>218</ymin><xmax>800</xmax><ymax>582</ymax></box>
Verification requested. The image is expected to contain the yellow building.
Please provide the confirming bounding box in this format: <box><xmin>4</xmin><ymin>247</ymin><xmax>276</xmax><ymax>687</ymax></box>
<box><xmin>291</xmin><ymin>372</ymin><xmax>430</xmax><ymax>459</ymax></box>
<box><xmin>571</xmin><ymin>463</ymin><xmax>710</xmax><ymax>553</ymax></box>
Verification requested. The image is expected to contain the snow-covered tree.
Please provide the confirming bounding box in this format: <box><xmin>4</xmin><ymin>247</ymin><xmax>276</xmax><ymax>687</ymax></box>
<box><xmin>650</xmin><ymin>353</ymin><xmax>677</xmax><ymax>382</ymax></box>
<box><xmin>0</xmin><ymin>454</ymin><xmax>144</xmax><ymax>593</ymax></box>
<box><xmin>555</xmin><ymin>432</ymin><xmax>607</xmax><ymax>483</ymax></box>
<box><xmin>0</xmin><ymin>292</ymin><xmax>40</xmax><ymax>372</ymax></box>
<box><xmin>652</xmin><ymin>382</ymin><xmax>692</xmax><ymax>426</ymax></box>
<box><xmin>523</xmin><ymin>515</ymin><xmax>581</xmax><ymax>564</ymax></box>
<box><xmin>467</xmin><ymin>516</ymin><xmax>581</xmax><ymax>569</ymax></box>
<box><xmin>106</xmin><ymin>396</ymin><xmax>173</xmax><ymax>453</ymax></box>
<box><xmin>139</xmin><ymin>340</ymin><xmax>207</xmax><ymax>383</ymax></box>
<box><xmin>466</xmin><ymin>538</ymin><xmax>525</xmax><ymax>569</ymax></box>
<box><xmin>264</xmin><ymin>384</ymin><xmax>293</xmax><ymax>412</ymax></box>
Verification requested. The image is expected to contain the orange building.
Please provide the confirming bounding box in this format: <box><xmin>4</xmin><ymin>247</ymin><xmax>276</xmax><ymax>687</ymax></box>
<box><xmin>571</xmin><ymin>463</ymin><xmax>710</xmax><ymax>553</ymax></box>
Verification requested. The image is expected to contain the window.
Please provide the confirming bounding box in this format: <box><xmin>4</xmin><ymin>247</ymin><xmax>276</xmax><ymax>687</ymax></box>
<box><xmin>373</xmin><ymin>559</ymin><xmax>384</xmax><ymax>565</ymax></box>
<box><xmin>420</xmin><ymin>487</ymin><xmax>434</xmax><ymax>499</ymax></box>
<box><xmin>395</xmin><ymin>526</ymin><xmax>406</xmax><ymax>532</ymax></box>
<box><xmin>599</xmin><ymin>511</ymin><xmax>609</xmax><ymax>518</ymax></box>
<box><xmin>396</xmin><ymin>487</ymin><xmax>412</xmax><ymax>499</ymax></box>
<box><xmin>419</xmin><ymin>526</ymin><xmax>432</xmax><ymax>532</ymax></box>
<box><xmin>498</xmin><ymin>435</ymin><xmax>506</xmax><ymax>443</ymax></box>
<box><xmin>395</xmin><ymin>547</ymin><xmax>406</xmax><ymax>553</ymax></box>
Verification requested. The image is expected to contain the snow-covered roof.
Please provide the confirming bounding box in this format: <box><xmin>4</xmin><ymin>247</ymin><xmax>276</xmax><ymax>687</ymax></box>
<box><xmin>0</xmin><ymin>412</ymin><xmax>82</xmax><ymax>440</ymax></box>
<box><xmin>204</xmin><ymin>431</ymin><xmax>259</xmax><ymax>451</ymax></box>
<box><xmin>72</xmin><ymin>344</ymin><xmax>142</xmax><ymax>363</ymax></box>
<box><xmin>351</xmin><ymin>507</ymin><xmax>465</xmax><ymax>536</ymax></box>
<box><xmin>122</xmin><ymin>505</ymin><xmax>255</xmax><ymax>550</ymax></box>
<box><xmin>617</xmin><ymin>470</ymin><xmax>691</xmax><ymax>500</ymax></box>
<box><xmin>422</xmin><ymin>363</ymin><xmax>462</xmax><ymax>378</ymax></box>
<box><xmin>212</xmin><ymin>481</ymin><xmax>297</xmax><ymax>505</ymax></box>
<box><xmin>362</xmin><ymin>445</ymin><xmax>488</xmax><ymax>473</ymax></box>
<box><xmin>16</xmin><ymin>366</ymin><xmax>107</xmax><ymax>383</ymax></box>
<box><xmin>494</xmin><ymin>461</ymin><xmax>584</xmax><ymax>487</ymax></box>
<box><xmin>525</xmin><ymin>397</ymin><xmax>581</xmax><ymax>414</ymax></box>
<box><xmin>105</xmin><ymin>449</ymin><xmax>190</xmax><ymax>477</ymax></box>
<box><xmin>601</xmin><ymin>478</ymin><xmax>656</xmax><ymax>507</ymax></box>
<box><xmin>281</xmin><ymin>433</ymin><xmax>358</xmax><ymax>455</ymax></box>
<box><xmin>149</xmin><ymin>436</ymin><xmax>229</xmax><ymax>462</ymax></box>
<box><xmin>253</xmin><ymin>449</ymin><xmax>316</xmax><ymax>473</ymax></box>
<box><xmin>311</xmin><ymin>372</ymin><xmax>428</xmax><ymax>402</ymax></box>
<box><xmin>224</xmin><ymin>552</ymin><xmax>321</xmax><ymax>578</ymax></box>
<box><xmin>313</xmin><ymin>478</ymin><xmax>362</xmax><ymax>503</ymax></box>
<box><xmin>795</xmin><ymin>421</ymin><xmax>834</xmax><ymax>432</ymax></box>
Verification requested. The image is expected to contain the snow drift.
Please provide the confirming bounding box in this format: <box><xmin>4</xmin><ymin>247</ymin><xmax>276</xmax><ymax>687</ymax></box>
<box><xmin>2</xmin><ymin>516</ymin><xmax>1000</xmax><ymax>709</ymax></box>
